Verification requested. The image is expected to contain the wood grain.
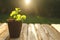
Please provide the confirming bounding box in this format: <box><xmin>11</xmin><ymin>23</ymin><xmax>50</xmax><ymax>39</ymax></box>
<box><xmin>0</xmin><ymin>23</ymin><xmax>60</xmax><ymax>40</ymax></box>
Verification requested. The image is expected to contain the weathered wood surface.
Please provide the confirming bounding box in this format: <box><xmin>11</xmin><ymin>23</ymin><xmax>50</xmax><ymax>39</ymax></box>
<box><xmin>51</xmin><ymin>24</ymin><xmax>60</xmax><ymax>32</ymax></box>
<box><xmin>0</xmin><ymin>23</ymin><xmax>60</xmax><ymax>40</ymax></box>
<box><xmin>0</xmin><ymin>23</ymin><xmax>9</xmax><ymax>40</ymax></box>
<box><xmin>41</xmin><ymin>24</ymin><xmax>60</xmax><ymax>40</ymax></box>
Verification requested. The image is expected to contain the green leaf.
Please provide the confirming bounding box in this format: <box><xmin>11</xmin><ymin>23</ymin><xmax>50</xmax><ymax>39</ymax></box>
<box><xmin>21</xmin><ymin>15</ymin><xmax>26</xmax><ymax>20</ymax></box>
<box><xmin>10</xmin><ymin>11</ymin><xmax>17</xmax><ymax>17</ymax></box>
<box><xmin>10</xmin><ymin>8</ymin><xmax>26</xmax><ymax>21</ymax></box>
<box><xmin>16</xmin><ymin>14</ymin><xmax>21</xmax><ymax>21</ymax></box>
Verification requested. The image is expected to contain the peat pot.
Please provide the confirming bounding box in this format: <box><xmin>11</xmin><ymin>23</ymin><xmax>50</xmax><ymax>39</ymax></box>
<box><xmin>7</xmin><ymin>19</ymin><xmax>22</xmax><ymax>38</ymax></box>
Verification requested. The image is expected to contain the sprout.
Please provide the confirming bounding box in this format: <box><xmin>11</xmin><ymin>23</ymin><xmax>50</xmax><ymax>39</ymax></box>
<box><xmin>15</xmin><ymin>8</ymin><xmax>20</xmax><ymax>11</ymax></box>
<box><xmin>13</xmin><ymin>15</ymin><xmax>16</xmax><ymax>18</ymax></box>
<box><xmin>21</xmin><ymin>15</ymin><xmax>26</xmax><ymax>20</ymax></box>
<box><xmin>16</xmin><ymin>14</ymin><xmax>21</xmax><ymax>21</ymax></box>
<box><xmin>10</xmin><ymin>8</ymin><xmax>26</xmax><ymax>21</ymax></box>
<box><xmin>10</xmin><ymin>11</ymin><xmax>17</xmax><ymax>17</ymax></box>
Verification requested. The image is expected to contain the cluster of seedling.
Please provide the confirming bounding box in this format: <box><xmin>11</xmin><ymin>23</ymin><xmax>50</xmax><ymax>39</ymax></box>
<box><xmin>10</xmin><ymin>8</ymin><xmax>26</xmax><ymax>21</ymax></box>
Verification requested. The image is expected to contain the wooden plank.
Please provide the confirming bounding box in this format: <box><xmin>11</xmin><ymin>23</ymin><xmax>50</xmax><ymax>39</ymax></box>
<box><xmin>0</xmin><ymin>23</ymin><xmax>8</xmax><ymax>34</ymax></box>
<box><xmin>0</xmin><ymin>23</ymin><xmax>60</xmax><ymax>40</ymax></box>
<box><xmin>51</xmin><ymin>24</ymin><xmax>60</xmax><ymax>33</ymax></box>
<box><xmin>34</xmin><ymin>24</ymin><xmax>42</xmax><ymax>40</ymax></box>
<box><xmin>0</xmin><ymin>23</ymin><xmax>9</xmax><ymax>40</ymax></box>
<box><xmin>49</xmin><ymin>36</ymin><xmax>55</xmax><ymax>40</ymax></box>
<box><xmin>28</xmin><ymin>24</ymin><xmax>39</xmax><ymax>40</ymax></box>
<box><xmin>41</xmin><ymin>24</ymin><xmax>54</xmax><ymax>40</ymax></box>
<box><xmin>35</xmin><ymin>24</ymin><xmax>49</xmax><ymax>40</ymax></box>
<box><xmin>20</xmin><ymin>23</ymin><xmax>28</xmax><ymax>40</ymax></box>
<box><xmin>41</xmin><ymin>24</ymin><xmax>60</xmax><ymax>40</ymax></box>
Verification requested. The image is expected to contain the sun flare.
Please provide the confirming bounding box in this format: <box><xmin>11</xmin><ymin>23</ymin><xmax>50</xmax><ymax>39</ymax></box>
<box><xmin>25</xmin><ymin>0</ymin><xmax>31</xmax><ymax>5</ymax></box>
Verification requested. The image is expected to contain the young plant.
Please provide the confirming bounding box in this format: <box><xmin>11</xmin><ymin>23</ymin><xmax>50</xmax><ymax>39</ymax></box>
<box><xmin>10</xmin><ymin>8</ymin><xmax>26</xmax><ymax>21</ymax></box>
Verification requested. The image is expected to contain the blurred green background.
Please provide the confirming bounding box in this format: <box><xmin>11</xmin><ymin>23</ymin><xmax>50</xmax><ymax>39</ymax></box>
<box><xmin>0</xmin><ymin>0</ymin><xmax>60</xmax><ymax>24</ymax></box>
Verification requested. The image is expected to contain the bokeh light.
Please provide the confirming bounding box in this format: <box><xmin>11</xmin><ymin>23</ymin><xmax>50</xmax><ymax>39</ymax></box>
<box><xmin>25</xmin><ymin>0</ymin><xmax>31</xmax><ymax>5</ymax></box>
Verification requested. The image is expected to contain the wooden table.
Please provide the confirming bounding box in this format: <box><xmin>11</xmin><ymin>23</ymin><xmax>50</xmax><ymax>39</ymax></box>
<box><xmin>0</xmin><ymin>23</ymin><xmax>60</xmax><ymax>40</ymax></box>
<box><xmin>51</xmin><ymin>24</ymin><xmax>60</xmax><ymax>33</ymax></box>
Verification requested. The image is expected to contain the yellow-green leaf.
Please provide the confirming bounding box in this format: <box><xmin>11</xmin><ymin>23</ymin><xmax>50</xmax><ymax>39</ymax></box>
<box><xmin>21</xmin><ymin>15</ymin><xmax>26</xmax><ymax>20</ymax></box>
<box><xmin>10</xmin><ymin>11</ymin><xmax>17</xmax><ymax>17</ymax></box>
<box><xmin>16</xmin><ymin>14</ymin><xmax>21</xmax><ymax>21</ymax></box>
